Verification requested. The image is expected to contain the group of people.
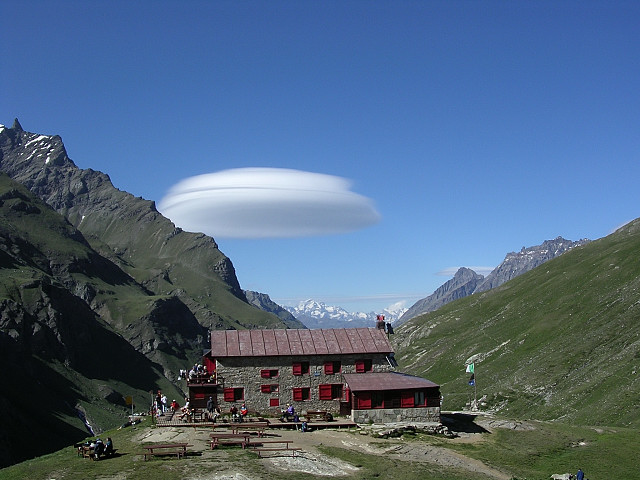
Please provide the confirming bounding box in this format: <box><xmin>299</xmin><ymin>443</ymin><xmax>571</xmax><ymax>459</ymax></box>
<box><xmin>87</xmin><ymin>437</ymin><xmax>114</xmax><ymax>460</ymax></box>
<box><xmin>154</xmin><ymin>391</ymin><xmax>168</xmax><ymax>415</ymax></box>
<box><xmin>178</xmin><ymin>363</ymin><xmax>214</xmax><ymax>382</ymax></box>
<box><xmin>229</xmin><ymin>403</ymin><xmax>248</xmax><ymax>422</ymax></box>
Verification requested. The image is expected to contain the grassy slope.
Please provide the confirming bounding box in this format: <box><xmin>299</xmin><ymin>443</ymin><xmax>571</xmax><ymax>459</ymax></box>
<box><xmin>62</xmin><ymin>177</ymin><xmax>287</xmax><ymax>331</ymax></box>
<box><xmin>394</xmin><ymin>219</ymin><xmax>640</xmax><ymax>428</ymax></box>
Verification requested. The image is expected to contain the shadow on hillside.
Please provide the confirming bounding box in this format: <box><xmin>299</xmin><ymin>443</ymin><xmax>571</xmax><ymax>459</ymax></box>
<box><xmin>441</xmin><ymin>413</ymin><xmax>490</xmax><ymax>434</ymax></box>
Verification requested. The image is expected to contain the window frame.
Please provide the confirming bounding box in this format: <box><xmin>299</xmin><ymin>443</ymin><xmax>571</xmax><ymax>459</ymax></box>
<box><xmin>223</xmin><ymin>387</ymin><xmax>244</xmax><ymax>402</ymax></box>
<box><xmin>292</xmin><ymin>361</ymin><xmax>310</xmax><ymax>376</ymax></box>
<box><xmin>324</xmin><ymin>360</ymin><xmax>342</xmax><ymax>375</ymax></box>
<box><xmin>292</xmin><ymin>387</ymin><xmax>311</xmax><ymax>401</ymax></box>
<box><xmin>355</xmin><ymin>359</ymin><xmax>373</xmax><ymax>373</ymax></box>
<box><xmin>260</xmin><ymin>384</ymin><xmax>279</xmax><ymax>393</ymax></box>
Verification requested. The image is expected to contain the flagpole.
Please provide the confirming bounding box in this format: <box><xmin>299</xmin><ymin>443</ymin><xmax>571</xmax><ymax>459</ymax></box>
<box><xmin>474</xmin><ymin>367</ymin><xmax>477</xmax><ymax>410</ymax></box>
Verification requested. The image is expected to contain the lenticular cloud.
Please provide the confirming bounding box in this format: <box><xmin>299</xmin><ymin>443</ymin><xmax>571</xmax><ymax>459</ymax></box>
<box><xmin>158</xmin><ymin>168</ymin><xmax>380</xmax><ymax>238</ymax></box>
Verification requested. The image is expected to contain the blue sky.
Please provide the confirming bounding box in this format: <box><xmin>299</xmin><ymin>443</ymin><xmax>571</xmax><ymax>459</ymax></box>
<box><xmin>2</xmin><ymin>1</ymin><xmax>639</xmax><ymax>313</ymax></box>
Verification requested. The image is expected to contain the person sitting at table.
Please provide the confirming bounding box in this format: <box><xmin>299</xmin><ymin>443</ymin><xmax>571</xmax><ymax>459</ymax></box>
<box><xmin>281</xmin><ymin>403</ymin><xmax>295</xmax><ymax>421</ymax></box>
<box><xmin>240</xmin><ymin>403</ymin><xmax>248</xmax><ymax>418</ymax></box>
<box><xmin>179</xmin><ymin>406</ymin><xmax>192</xmax><ymax>421</ymax></box>
<box><xmin>170</xmin><ymin>399</ymin><xmax>179</xmax><ymax>411</ymax></box>
<box><xmin>230</xmin><ymin>404</ymin><xmax>241</xmax><ymax>422</ymax></box>
<box><xmin>93</xmin><ymin>438</ymin><xmax>105</xmax><ymax>460</ymax></box>
<box><xmin>104</xmin><ymin>437</ymin><xmax>114</xmax><ymax>456</ymax></box>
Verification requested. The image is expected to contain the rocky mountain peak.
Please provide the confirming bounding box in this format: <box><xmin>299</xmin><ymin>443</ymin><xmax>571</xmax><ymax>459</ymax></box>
<box><xmin>473</xmin><ymin>236</ymin><xmax>589</xmax><ymax>293</ymax></box>
<box><xmin>11</xmin><ymin>118</ymin><xmax>23</xmax><ymax>131</ymax></box>
<box><xmin>397</xmin><ymin>267</ymin><xmax>484</xmax><ymax>325</ymax></box>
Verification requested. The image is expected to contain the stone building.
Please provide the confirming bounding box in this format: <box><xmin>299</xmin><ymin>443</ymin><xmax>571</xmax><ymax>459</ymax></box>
<box><xmin>194</xmin><ymin>327</ymin><xmax>441</xmax><ymax>424</ymax></box>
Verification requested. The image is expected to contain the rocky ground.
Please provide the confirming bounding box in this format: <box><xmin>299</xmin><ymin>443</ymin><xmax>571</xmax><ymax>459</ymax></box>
<box><xmin>134</xmin><ymin>413</ymin><xmax>523</xmax><ymax>479</ymax></box>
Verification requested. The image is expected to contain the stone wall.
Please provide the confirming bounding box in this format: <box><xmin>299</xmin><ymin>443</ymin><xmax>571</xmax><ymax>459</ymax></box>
<box><xmin>351</xmin><ymin>406</ymin><xmax>441</xmax><ymax>424</ymax></box>
<box><xmin>216</xmin><ymin>354</ymin><xmax>392</xmax><ymax>415</ymax></box>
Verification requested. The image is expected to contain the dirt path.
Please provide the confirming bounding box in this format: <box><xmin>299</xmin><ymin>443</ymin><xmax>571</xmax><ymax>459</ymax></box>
<box><xmin>136</xmin><ymin>425</ymin><xmax>511</xmax><ymax>479</ymax></box>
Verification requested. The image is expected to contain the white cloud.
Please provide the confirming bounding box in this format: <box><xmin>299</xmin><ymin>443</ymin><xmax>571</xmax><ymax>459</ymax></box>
<box><xmin>158</xmin><ymin>168</ymin><xmax>380</xmax><ymax>238</ymax></box>
<box><xmin>437</xmin><ymin>266</ymin><xmax>495</xmax><ymax>277</ymax></box>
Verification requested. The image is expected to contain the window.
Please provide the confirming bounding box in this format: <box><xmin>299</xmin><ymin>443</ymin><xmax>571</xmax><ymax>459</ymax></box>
<box><xmin>356</xmin><ymin>392</ymin><xmax>371</xmax><ymax>409</ymax></box>
<box><xmin>400</xmin><ymin>391</ymin><xmax>414</xmax><ymax>408</ymax></box>
<box><xmin>261</xmin><ymin>384</ymin><xmax>279</xmax><ymax>393</ymax></box>
<box><xmin>324</xmin><ymin>361</ymin><xmax>341</xmax><ymax>375</ymax></box>
<box><xmin>355</xmin><ymin>359</ymin><xmax>372</xmax><ymax>373</ymax></box>
<box><xmin>292</xmin><ymin>361</ymin><xmax>310</xmax><ymax>376</ymax></box>
<box><xmin>269</xmin><ymin>398</ymin><xmax>280</xmax><ymax>407</ymax></box>
<box><xmin>384</xmin><ymin>392</ymin><xmax>401</xmax><ymax>408</ymax></box>
<box><xmin>292</xmin><ymin>387</ymin><xmax>311</xmax><ymax>401</ymax></box>
<box><xmin>319</xmin><ymin>384</ymin><xmax>344</xmax><ymax>400</ymax></box>
<box><xmin>414</xmin><ymin>391</ymin><xmax>426</xmax><ymax>406</ymax></box>
<box><xmin>223</xmin><ymin>387</ymin><xmax>244</xmax><ymax>402</ymax></box>
<box><xmin>372</xmin><ymin>392</ymin><xmax>384</xmax><ymax>408</ymax></box>
<box><xmin>260</xmin><ymin>369</ymin><xmax>278</xmax><ymax>378</ymax></box>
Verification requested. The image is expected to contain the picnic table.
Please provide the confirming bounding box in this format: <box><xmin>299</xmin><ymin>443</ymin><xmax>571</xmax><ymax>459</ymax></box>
<box><xmin>305</xmin><ymin>410</ymin><xmax>333</xmax><ymax>422</ymax></box>
<box><xmin>248</xmin><ymin>440</ymin><xmax>302</xmax><ymax>458</ymax></box>
<box><xmin>209</xmin><ymin>433</ymin><xmax>253</xmax><ymax>449</ymax></box>
<box><xmin>142</xmin><ymin>442</ymin><xmax>190</xmax><ymax>460</ymax></box>
<box><xmin>77</xmin><ymin>445</ymin><xmax>94</xmax><ymax>459</ymax></box>
<box><xmin>231</xmin><ymin>421</ymin><xmax>269</xmax><ymax>437</ymax></box>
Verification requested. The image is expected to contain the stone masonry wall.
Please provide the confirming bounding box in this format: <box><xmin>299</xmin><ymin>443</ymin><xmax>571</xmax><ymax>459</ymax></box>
<box><xmin>352</xmin><ymin>406</ymin><xmax>441</xmax><ymax>424</ymax></box>
<box><xmin>216</xmin><ymin>354</ymin><xmax>392</xmax><ymax>416</ymax></box>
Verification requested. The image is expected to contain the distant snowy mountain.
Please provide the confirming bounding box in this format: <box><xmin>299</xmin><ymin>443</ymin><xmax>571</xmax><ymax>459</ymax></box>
<box><xmin>284</xmin><ymin>299</ymin><xmax>407</xmax><ymax>329</ymax></box>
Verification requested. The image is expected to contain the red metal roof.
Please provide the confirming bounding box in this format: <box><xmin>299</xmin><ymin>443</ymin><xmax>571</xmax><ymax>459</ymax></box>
<box><xmin>210</xmin><ymin>328</ymin><xmax>393</xmax><ymax>357</ymax></box>
<box><xmin>343</xmin><ymin>372</ymin><xmax>439</xmax><ymax>391</ymax></box>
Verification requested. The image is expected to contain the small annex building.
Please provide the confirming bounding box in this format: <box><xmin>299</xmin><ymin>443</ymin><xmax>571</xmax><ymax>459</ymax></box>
<box><xmin>191</xmin><ymin>328</ymin><xmax>441</xmax><ymax>424</ymax></box>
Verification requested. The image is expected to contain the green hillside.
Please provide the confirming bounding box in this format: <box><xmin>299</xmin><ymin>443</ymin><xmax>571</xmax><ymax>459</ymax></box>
<box><xmin>394</xmin><ymin>219</ymin><xmax>640</xmax><ymax>428</ymax></box>
<box><xmin>0</xmin><ymin>174</ymin><xmax>187</xmax><ymax>467</ymax></box>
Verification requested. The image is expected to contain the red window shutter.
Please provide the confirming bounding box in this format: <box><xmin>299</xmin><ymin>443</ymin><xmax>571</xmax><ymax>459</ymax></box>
<box><xmin>355</xmin><ymin>360</ymin><xmax>365</xmax><ymax>373</ymax></box>
<box><xmin>204</xmin><ymin>357</ymin><xmax>216</xmax><ymax>373</ymax></box>
<box><xmin>194</xmin><ymin>392</ymin><xmax>205</xmax><ymax>399</ymax></box>
<box><xmin>223</xmin><ymin>388</ymin><xmax>235</xmax><ymax>402</ymax></box>
<box><xmin>324</xmin><ymin>362</ymin><xmax>334</xmax><ymax>375</ymax></box>
<box><xmin>261</xmin><ymin>369</ymin><xmax>270</xmax><ymax>378</ymax></box>
<box><xmin>292</xmin><ymin>363</ymin><xmax>302</xmax><ymax>375</ymax></box>
<box><xmin>269</xmin><ymin>398</ymin><xmax>280</xmax><ymax>407</ymax></box>
<box><xmin>319</xmin><ymin>384</ymin><xmax>332</xmax><ymax>400</ymax></box>
<box><xmin>401</xmin><ymin>392</ymin><xmax>414</xmax><ymax>408</ymax></box>
<box><xmin>293</xmin><ymin>388</ymin><xmax>303</xmax><ymax>402</ymax></box>
<box><xmin>261</xmin><ymin>384</ymin><xmax>271</xmax><ymax>393</ymax></box>
<box><xmin>357</xmin><ymin>392</ymin><xmax>372</xmax><ymax>409</ymax></box>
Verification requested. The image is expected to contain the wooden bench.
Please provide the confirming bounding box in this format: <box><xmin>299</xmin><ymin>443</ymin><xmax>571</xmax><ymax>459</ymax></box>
<box><xmin>248</xmin><ymin>440</ymin><xmax>302</xmax><ymax>458</ymax></box>
<box><xmin>142</xmin><ymin>442</ymin><xmax>190</xmax><ymax>460</ymax></box>
<box><xmin>231</xmin><ymin>421</ymin><xmax>269</xmax><ymax>437</ymax></box>
<box><xmin>209</xmin><ymin>433</ymin><xmax>252</xmax><ymax>449</ymax></box>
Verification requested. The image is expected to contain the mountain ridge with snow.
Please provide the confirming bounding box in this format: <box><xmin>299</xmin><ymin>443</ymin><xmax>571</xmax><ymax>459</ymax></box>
<box><xmin>284</xmin><ymin>299</ymin><xmax>407</xmax><ymax>329</ymax></box>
